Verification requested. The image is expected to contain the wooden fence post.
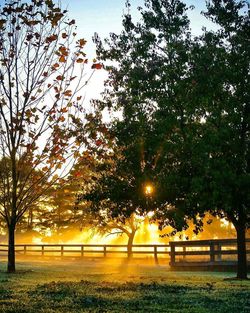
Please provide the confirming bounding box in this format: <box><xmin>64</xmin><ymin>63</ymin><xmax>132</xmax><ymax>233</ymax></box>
<box><xmin>81</xmin><ymin>246</ymin><xmax>84</xmax><ymax>258</ymax></box>
<box><xmin>104</xmin><ymin>245</ymin><xmax>107</xmax><ymax>257</ymax></box>
<box><xmin>24</xmin><ymin>245</ymin><xmax>27</xmax><ymax>256</ymax></box>
<box><xmin>210</xmin><ymin>241</ymin><xmax>215</xmax><ymax>263</ymax></box>
<box><xmin>170</xmin><ymin>242</ymin><xmax>175</xmax><ymax>266</ymax></box>
<box><xmin>154</xmin><ymin>245</ymin><xmax>159</xmax><ymax>265</ymax></box>
<box><xmin>41</xmin><ymin>245</ymin><xmax>44</xmax><ymax>256</ymax></box>
<box><xmin>183</xmin><ymin>246</ymin><xmax>186</xmax><ymax>261</ymax></box>
<box><xmin>61</xmin><ymin>245</ymin><xmax>64</xmax><ymax>257</ymax></box>
<box><xmin>216</xmin><ymin>243</ymin><xmax>222</xmax><ymax>261</ymax></box>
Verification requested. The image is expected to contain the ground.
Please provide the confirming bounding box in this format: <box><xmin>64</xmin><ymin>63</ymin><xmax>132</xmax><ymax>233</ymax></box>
<box><xmin>0</xmin><ymin>258</ymin><xmax>249</xmax><ymax>313</ymax></box>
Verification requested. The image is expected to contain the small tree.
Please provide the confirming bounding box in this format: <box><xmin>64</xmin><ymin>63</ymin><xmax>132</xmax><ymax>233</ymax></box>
<box><xmin>0</xmin><ymin>0</ymin><xmax>98</xmax><ymax>272</ymax></box>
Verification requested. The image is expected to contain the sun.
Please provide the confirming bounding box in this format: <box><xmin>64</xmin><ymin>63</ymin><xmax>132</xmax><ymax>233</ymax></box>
<box><xmin>144</xmin><ymin>184</ymin><xmax>154</xmax><ymax>196</ymax></box>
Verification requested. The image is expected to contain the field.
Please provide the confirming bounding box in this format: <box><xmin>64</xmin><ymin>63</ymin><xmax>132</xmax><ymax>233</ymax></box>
<box><xmin>0</xmin><ymin>258</ymin><xmax>249</xmax><ymax>313</ymax></box>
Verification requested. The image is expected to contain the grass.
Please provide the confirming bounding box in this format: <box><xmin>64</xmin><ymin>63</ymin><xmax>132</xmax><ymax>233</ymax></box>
<box><xmin>0</xmin><ymin>258</ymin><xmax>249</xmax><ymax>313</ymax></box>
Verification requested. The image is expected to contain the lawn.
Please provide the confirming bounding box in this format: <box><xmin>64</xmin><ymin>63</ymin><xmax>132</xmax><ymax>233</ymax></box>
<box><xmin>0</xmin><ymin>258</ymin><xmax>249</xmax><ymax>313</ymax></box>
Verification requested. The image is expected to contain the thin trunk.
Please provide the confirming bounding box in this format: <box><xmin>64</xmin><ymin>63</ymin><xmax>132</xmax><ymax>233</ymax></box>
<box><xmin>7</xmin><ymin>222</ymin><xmax>15</xmax><ymax>273</ymax></box>
<box><xmin>235</xmin><ymin>223</ymin><xmax>248</xmax><ymax>279</ymax></box>
<box><xmin>127</xmin><ymin>230</ymin><xmax>136</xmax><ymax>259</ymax></box>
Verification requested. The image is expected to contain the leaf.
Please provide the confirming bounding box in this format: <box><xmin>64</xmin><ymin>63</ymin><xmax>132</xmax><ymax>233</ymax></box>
<box><xmin>79</xmin><ymin>39</ymin><xmax>87</xmax><ymax>46</ymax></box>
<box><xmin>0</xmin><ymin>19</ymin><xmax>6</xmax><ymax>29</ymax></box>
<box><xmin>59</xmin><ymin>55</ymin><xmax>66</xmax><ymax>63</ymax></box>
<box><xmin>68</xmin><ymin>19</ymin><xmax>75</xmax><ymax>25</ymax></box>
<box><xmin>64</xmin><ymin>90</ymin><xmax>72</xmax><ymax>97</ymax></box>
<box><xmin>56</xmin><ymin>75</ymin><xmax>63</xmax><ymax>81</ymax></box>
<box><xmin>46</xmin><ymin>34</ymin><xmax>58</xmax><ymax>43</ymax></box>
<box><xmin>59</xmin><ymin>46</ymin><xmax>68</xmax><ymax>56</ymax></box>
<box><xmin>50</xmin><ymin>13</ymin><xmax>64</xmax><ymax>27</ymax></box>
<box><xmin>62</xmin><ymin>33</ymin><xmax>67</xmax><ymax>39</ymax></box>
<box><xmin>91</xmin><ymin>63</ymin><xmax>102</xmax><ymax>70</ymax></box>
<box><xmin>26</xmin><ymin>20</ymin><xmax>39</xmax><ymax>26</ymax></box>
<box><xmin>76</xmin><ymin>58</ymin><xmax>84</xmax><ymax>63</ymax></box>
<box><xmin>95</xmin><ymin>139</ymin><xmax>103</xmax><ymax>146</ymax></box>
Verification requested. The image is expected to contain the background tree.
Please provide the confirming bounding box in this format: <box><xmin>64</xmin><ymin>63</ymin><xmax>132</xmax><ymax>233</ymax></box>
<box><xmin>0</xmin><ymin>0</ymin><xmax>99</xmax><ymax>272</ymax></box>
<box><xmin>93</xmin><ymin>0</ymin><xmax>249</xmax><ymax>278</ymax></box>
<box><xmin>76</xmin><ymin>142</ymin><xmax>154</xmax><ymax>254</ymax></box>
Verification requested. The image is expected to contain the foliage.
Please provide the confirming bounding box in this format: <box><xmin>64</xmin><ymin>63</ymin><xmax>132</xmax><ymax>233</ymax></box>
<box><xmin>0</xmin><ymin>0</ymin><xmax>101</xmax><ymax>272</ymax></box>
<box><xmin>93</xmin><ymin>0</ymin><xmax>249</xmax><ymax>278</ymax></box>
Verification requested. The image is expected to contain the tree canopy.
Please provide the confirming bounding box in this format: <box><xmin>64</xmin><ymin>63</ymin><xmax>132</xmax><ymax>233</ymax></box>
<box><xmin>93</xmin><ymin>0</ymin><xmax>249</xmax><ymax>278</ymax></box>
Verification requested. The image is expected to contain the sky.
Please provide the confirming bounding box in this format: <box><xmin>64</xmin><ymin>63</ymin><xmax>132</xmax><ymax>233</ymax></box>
<box><xmin>0</xmin><ymin>0</ymin><xmax>215</xmax><ymax>108</ymax></box>
<box><xmin>60</xmin><ymin>0</ymin><xmax>211</xmax><ymax>57</ymax></box>
<box><xmin>57</xmin><ymin>0</ymin><xmax>213</xmax><ymax>105</ymax></box>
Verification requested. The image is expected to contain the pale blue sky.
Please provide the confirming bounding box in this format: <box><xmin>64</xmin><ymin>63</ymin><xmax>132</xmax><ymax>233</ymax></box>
<box><xmin>61</xmin><ymin>0</ymin><xmax>209</xmax><ymax>57</ymax></box>
<box><xmin>0</xmin><ymin>0</ymin><xmax>214</xmax><ymax>105</ymax></box>
<box><xmin>0</xmin><ymin>0</ymin><xmax>212</xmax><ymax>57</ymax></box>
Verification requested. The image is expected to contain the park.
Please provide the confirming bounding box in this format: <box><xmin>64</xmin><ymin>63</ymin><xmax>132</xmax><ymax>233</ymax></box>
<box><xmin>0</xmin><ymin>0</ymin><xmax>249</xmax><ymax>312</ymax></box>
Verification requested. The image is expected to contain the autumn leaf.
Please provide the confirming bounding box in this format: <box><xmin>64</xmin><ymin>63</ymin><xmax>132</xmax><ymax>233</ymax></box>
<box><xmin>26</xmin><ymin>20</ymin><xmax>39</xmax><ymax>26</ymax></box>
<box><xmin>64</xmin><ymin>90</ymin><xmax>72</xmax><ymax>97</ymax></box>
<box><xmin>61</xmin><ymin>107</ymin><xmax>68</xmax><ymax>113</ymax></box>
<box><xmin>62</xmin><ymin>33</ymin><xmax>67</xmax><ymax>39</ymax></box>
<box><xmin>91</xmin><ymin>63</ymin><xmax>102</xmax><ymax>70</ymax></box>
<box><xmin>46</xmin><ymin>34</ymin><xmax>58</xmax><ymax>43</ymax></box>
<box><xmin>59</xmin><ymin>46</ymin><xmax>68</xmax><ymax>56</ymax></box>
<box><xmin>50</xmin><ymin>13</ymin><xmax>64</xmax><ymax>27</ymax></box>
<box><xmin>0</xmin><ymin>19</ymin><xmax>6</xmax><ymax>29</ymax></box>
<box><xmin>95</xmin><ymin>139</ymin><xmax>103</xmax><ymax>146</ymax></box>
<box><xmin>74</xmin><ymin>171</ymin><xmax>81</xmax><ymax>177</ymax></box>
<box><xmin>59</xmin><ymin>55</ymin><xmax>66</xmax><ymax>63</ymax></box>
<box><xmin>56</xmin><ymin>75</ymin><xmax>63</xmax><ymax>81</ymax></box>
<box><xmin>68</xmin><ymin>19</ymin><xmax>75</xmax><ymax>25</ymax></box>
<box><xmin>79</xmin><ymin>39</ymin><xmax>87</xmax><ymax>46</ymax></box>
<box><xmin>76</xmin><ymin>58</ymin><xmax>84</xmax><ymax>63</ymax></box>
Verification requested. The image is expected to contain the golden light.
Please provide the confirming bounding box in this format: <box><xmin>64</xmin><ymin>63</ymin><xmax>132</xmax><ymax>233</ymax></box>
<box><xmin>144</xmin><ymin>184</ymin><xmax>154</xmax><ymax>196</ymax></box>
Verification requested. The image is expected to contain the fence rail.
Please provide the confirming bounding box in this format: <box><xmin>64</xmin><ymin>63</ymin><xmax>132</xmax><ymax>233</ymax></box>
<box><xmin>1</xmin><ymin>239</ymin><xmax>250</xmax><ymax>268</ymax></box>
<box><xmin>0</xmin><ymin>244</ymin><xmax>170</xmax><ymax>263</ymax></box>
<box><xmin>169</xmin><ymin>238</ymin><xmax>250</xmax><ymax>268</ymax></box>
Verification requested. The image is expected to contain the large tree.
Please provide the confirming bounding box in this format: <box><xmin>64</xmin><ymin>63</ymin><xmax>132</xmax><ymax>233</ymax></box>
<box><xmin>94</xmin><ymin>0</ymin><xmax>249</xmax><ymax>278</ymax></box>
<box><xmin>0</xmin><ymin>0</ymin><xmax>99</xmax><ymax>272</ymax></box>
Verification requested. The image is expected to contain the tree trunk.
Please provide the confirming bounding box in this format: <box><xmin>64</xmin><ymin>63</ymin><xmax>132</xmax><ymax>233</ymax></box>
<box><xmin>127</xmin><ymin>230</ymin><xmax>136</xmax><ymax>259</ymax></box>
<box><xmin>7</xmin><ymin>223</ymin><xmax>16</xmax><ymax>273</ymax></box>
<box><xmin>235</xmin><ymin>223</ymin><xmax>247</xmax><ymax>279</ymax></box>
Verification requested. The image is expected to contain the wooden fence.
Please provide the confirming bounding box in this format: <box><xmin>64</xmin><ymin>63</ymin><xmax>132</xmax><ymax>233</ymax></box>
<box><xmin>0</xmin><ymin>244</ymin><xmax>170</xmax><ymax>264</ymax></box>
<box><xmin>1</xmin><ymin>239</ymin><xmax>249</xmax><ymax>269</ymax></box>
<box><xmin>169</xmin><ymin>238</ymin><xmax>250</xmax><ymax>269</ymax></box>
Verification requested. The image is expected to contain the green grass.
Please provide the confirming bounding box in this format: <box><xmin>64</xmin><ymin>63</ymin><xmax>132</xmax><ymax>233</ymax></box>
<box><xmin>0</xmin><ymin>259</ymin><xmax>249</xmax><ymax>312</ymax></box>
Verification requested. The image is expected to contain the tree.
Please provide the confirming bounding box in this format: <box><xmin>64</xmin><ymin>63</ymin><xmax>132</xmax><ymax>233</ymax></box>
<box><xmin>75</xmin><ymin>143</ymin><xmax>154</xmax><ymax>254</ymax></box>
<box><xmin>94</xmin><ymin>0</ymin><xmax>249</xmax><ymax>278</ymax></box>
<box><xmin>0</xmin><ymin>0</ymin><xmax>99</xmax><ymax>272</ymax></box>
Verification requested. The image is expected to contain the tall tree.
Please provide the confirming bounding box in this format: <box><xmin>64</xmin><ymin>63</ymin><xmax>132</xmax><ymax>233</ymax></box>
<box><xmin>0</xmin><ymin>0</ymin><xmax>98</xmax><ymax>272</ymax></box>
<box><xmin>94</xmin><ymin>0</ymin><xmax>249</xmax><ymax>278</ymax></box>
